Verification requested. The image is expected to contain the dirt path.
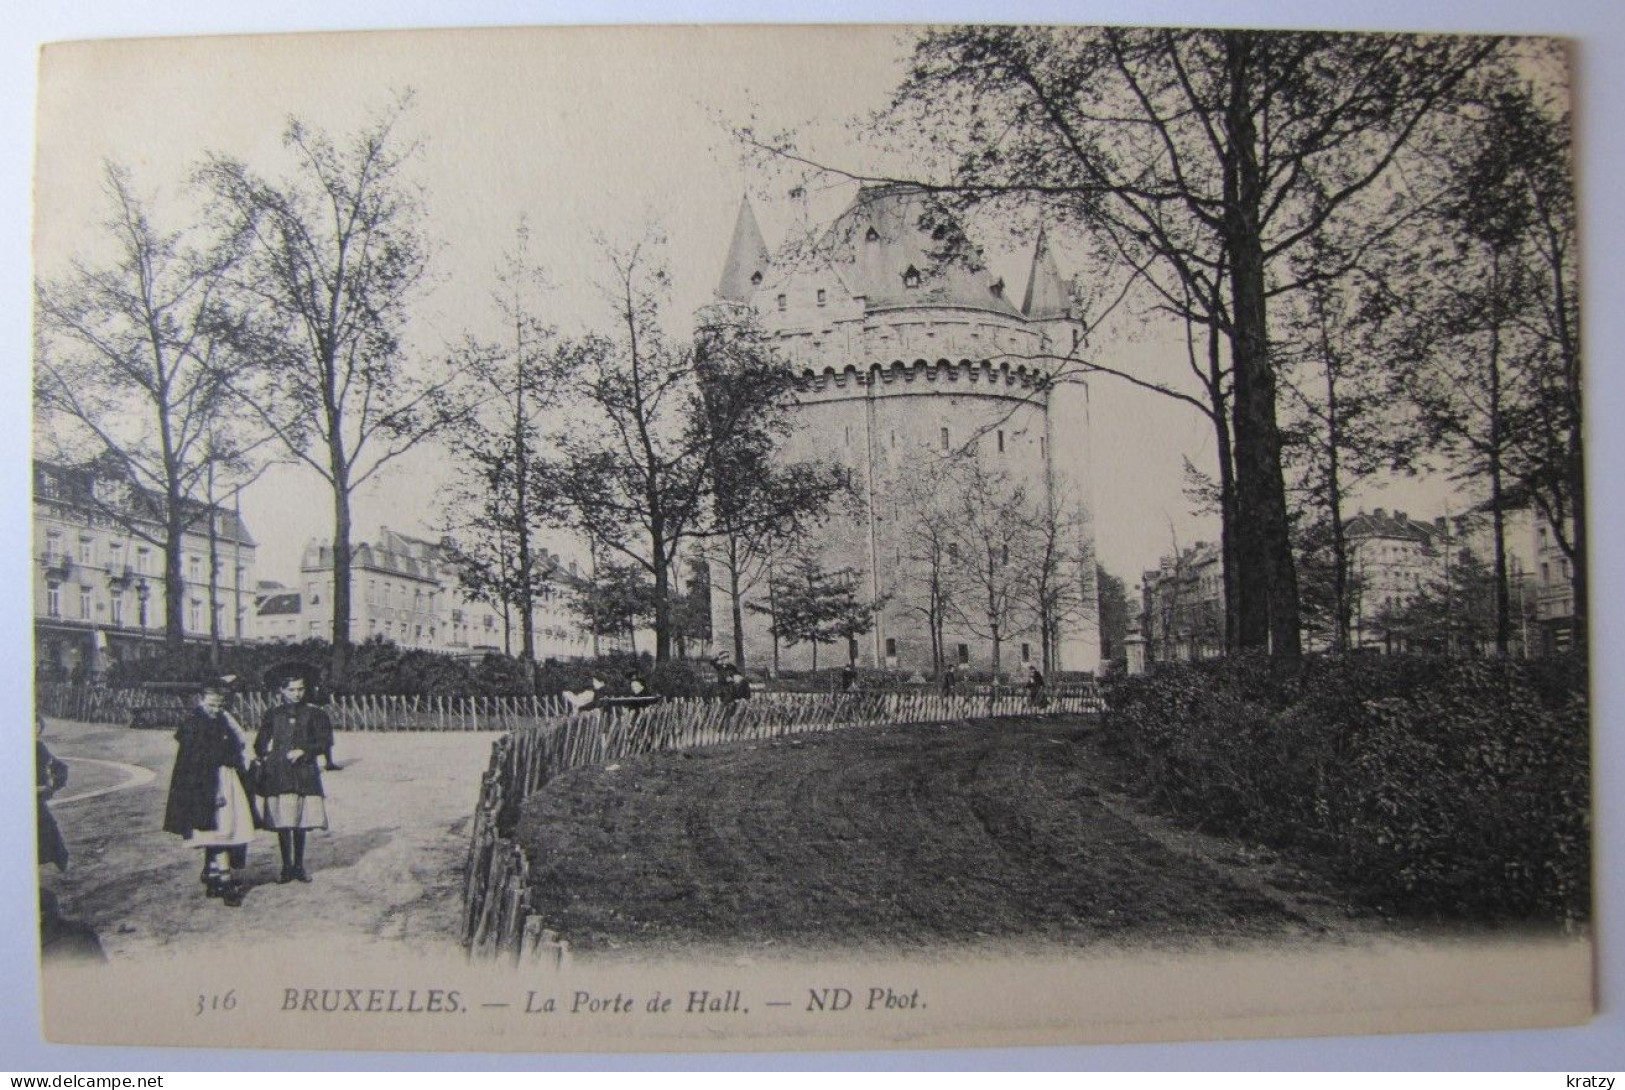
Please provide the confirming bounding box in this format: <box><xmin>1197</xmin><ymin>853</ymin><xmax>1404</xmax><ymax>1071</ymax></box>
<box><xmin>37</xmin><ymin>713</ymin><xmax>1400</xmax><ymax>966</ymax></box>
<box><xmin>38</xmin><ymin>718</ymin><xmax>499</xmax><ymax>963</ymax></box>
<box><xmin>516</xmin><ymin>716</ymin><xmax>1402</xmax><ymax>957</ymax></box>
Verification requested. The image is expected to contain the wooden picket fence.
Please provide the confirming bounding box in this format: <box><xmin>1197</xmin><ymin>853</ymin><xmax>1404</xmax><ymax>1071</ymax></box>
<box><xmin>461</xmin><ymin>684</ymin><xmax>1104</xmax><ymax>963</ymax></box>
<box><xmin>35</xmin><ymin>683</ymin><xmax>572</xmax><ymax>731</ymax></box>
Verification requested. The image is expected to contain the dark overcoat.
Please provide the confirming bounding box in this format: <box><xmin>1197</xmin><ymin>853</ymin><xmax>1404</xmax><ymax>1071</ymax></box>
<box><xmin>162</xmin><ymin>707</ymin><xmax>249</xmax><ymax>837</ymax></box>
<box><xmin>37</xmin><ymin>741</ymin><xmax>70</xmax><ymax>868</ymax></box>
<box><xmin>254</xmin><ymin>702</ymin><xmax>333</xmax><ymax>797</ymax></box>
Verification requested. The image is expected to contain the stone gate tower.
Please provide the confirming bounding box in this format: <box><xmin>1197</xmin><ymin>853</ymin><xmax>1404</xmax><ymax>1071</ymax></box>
<box><xmin>709</xmin><ymin>183</ymin><xmax>1100</xmax><ymax>675</ymax></box>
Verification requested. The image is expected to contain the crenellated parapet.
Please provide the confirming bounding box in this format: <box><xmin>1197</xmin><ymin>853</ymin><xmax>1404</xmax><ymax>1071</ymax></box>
<box><xmin>793</xmin><ymin>357</ymin><xmax>1054</xmax><ymax>399</ymax></box>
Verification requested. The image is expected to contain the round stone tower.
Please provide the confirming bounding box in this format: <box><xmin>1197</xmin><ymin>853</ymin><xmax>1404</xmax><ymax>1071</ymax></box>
<box><xmin>709</xmin><ymin>183</ymin><xmax>1099</xmax><ymax>676</ymax></box>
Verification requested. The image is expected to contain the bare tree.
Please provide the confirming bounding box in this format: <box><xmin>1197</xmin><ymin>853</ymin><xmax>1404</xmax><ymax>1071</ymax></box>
<box><xmin>548</xmin><ymin>238</ymin><xmax>846</xmax><ymax>661</ymax></box>
<box><xmin>35</xmin><ymin>162</ymin><xmax>262</xmax><ymax>650</ymax></box>
<box><xmin>796</xmin><ymin>26</ymin><xmax>1500</xmax><ymax>657</ymax></box>
<box><xmin>944</xmin><ymin>461</ymin><xmax>1033</xmax><ymax>679</ymax></box>
<box><xmin>1016</xmin><ymin>485</ymin><xmax>1094</xmax><ymax>674</ymax></box>
<box><xmin>695</xmin><ymin>307</ymin><xmax>851</xmax><ymax>667</ymax></box>
<box><xmin>438</xmin><ymin>222</ymin><xmax>571</xmax><ymax>673</ymax></box>
<box><xmin>892</xmin><ymin>467</ymin><xmax>958</xmax><ymax>675</ymax></box>
<box><xmin>200</xmin><ymin>96</ymin><xmax>453</xmax><ymax>679</ymax></box>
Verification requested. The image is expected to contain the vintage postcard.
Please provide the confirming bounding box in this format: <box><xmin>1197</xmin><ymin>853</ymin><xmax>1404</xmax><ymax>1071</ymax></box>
<box><xmin>28</xmin><ymin>23</ymin><xmax>1593</xmax><ymax>1054</ymax></box>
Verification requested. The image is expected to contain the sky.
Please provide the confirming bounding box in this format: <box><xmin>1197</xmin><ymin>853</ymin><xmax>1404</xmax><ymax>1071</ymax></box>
<box><xmin>23</xmin><ymin>22</ymin><xmax>1467</xmax><ymax>592</ymax></box>
<box><xmin>7</xmin><ymin>0</ymin><xmax>1625</xmax><ymax>1076</ymax></box>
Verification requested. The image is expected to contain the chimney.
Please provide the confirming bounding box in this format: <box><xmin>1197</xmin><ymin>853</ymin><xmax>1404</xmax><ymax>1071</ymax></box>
<box><xmin>1435</xmin><ymin>517</ymin><xmax>1447</xmax><ymax>532</ymax></box>
<box><xmin>1373</xmin><ymin>507</ymin><xmax>1386</xmax><ymax>519</ymax></box>
<box><xmin>1395</xmin><ymin>511</ymin><xmax>1408</xmax><ymax>523</ymax></box>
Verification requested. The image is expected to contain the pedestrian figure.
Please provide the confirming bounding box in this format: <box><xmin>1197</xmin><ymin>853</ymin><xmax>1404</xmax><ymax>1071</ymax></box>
<box><xmin>564</xmin><ymin>676</ymin><xmax>606</xmax><ymax>712</ymax></box>
<box><xmin>161</xmin><ymin>677</ymin><xmax>256</xmax><ymax>907</ymax></box>
<box><xmin>1026</xmin><ymin>665</ymin><xmax>1048</xmax><ymax>708</ymax></box>
<box><xmin>941</xmin><ymin>663</ymin><xmax>958</xmax><ymax>697</ymax></box>
<box><xmin>37</xmin><ymin>717</ymin><xmax>106</xmax><ymax>961</ymax></box>
<box><xmin>37</xmin><ymin>717</ymin><xmax>69</xmax><ymax>872</ymax></box>
<box><xmin>255</xmin><ymin>662</ymin><xmax>332</xmax><ymax>885</ymax></box>
<box><xmin>841</xmin><ymin>662</ymin><xmax>858</xmax><ymax>692</ymax></box>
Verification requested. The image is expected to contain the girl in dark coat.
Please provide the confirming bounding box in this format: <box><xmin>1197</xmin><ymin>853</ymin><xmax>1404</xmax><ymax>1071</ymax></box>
<box><xmin>255</xmin><ymin>663</ymin><xmax>332</xmax><ymax>884</ymax></box>
<box><xmin>162</xmin><ymin>678</ymin><xmax>255</xmax><ymax>907</ymax></box>
<box><xmin>37</xmin><ymin>718</ymin><xmax>70</xmax><ymax>871</ymax></box>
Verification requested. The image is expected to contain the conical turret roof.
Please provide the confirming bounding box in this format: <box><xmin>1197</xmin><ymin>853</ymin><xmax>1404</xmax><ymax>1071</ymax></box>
<box><xmin>1022</xmin><ymin>225</ymin><xmax>1071</xmax><ymax>319</ymax></box>
<box><xmin>716</xmin><ymin>197</ymin><xmax>772</xmax><ymax>303</ymax></box>
<box><xmin>814</xmin><ymin>183</ymin><xmax>1021</xmax><ymax>315</ymax></box>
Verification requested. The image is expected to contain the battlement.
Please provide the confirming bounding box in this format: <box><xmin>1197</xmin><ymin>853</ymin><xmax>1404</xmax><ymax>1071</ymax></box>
<box><xmin>793</xmin><ymin>357</ymin><xmax>1053</xmax><ymax>395</ymax></box>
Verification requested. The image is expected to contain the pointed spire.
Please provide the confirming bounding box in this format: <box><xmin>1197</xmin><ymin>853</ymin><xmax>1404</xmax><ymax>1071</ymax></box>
<box><xmin>716</xmin><ymin>197</ymin><xmax>772</xmax><ymax>303</ymax></box>
<box><xmin>1022</xmin><ymin>224</ymin><xmax>1070</xmax><ymax>318</ymax></box>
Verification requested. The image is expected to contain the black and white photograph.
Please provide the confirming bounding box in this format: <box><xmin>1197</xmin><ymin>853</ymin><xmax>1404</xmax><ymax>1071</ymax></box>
<box><xmin>15</xmin><ymin>8</ymin><xmax>1613</xmax><ymax>1062</ymax></box>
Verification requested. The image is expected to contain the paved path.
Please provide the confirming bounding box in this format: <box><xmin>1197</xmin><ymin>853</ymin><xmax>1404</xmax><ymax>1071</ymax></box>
<box><xmin>38</xmin><ymin>718</ymin><xmax>499</xmax><ymax>963</ymax></box>
<box><xmin>53</xmin><ymin>756</ymin><xmax>156</xmax><ymax>804</ymax></box>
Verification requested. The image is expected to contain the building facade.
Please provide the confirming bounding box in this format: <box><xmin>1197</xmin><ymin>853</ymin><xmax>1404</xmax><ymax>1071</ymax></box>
<box><xmin>1139</xmin><ymin>541</ymin><xmax>1225</xmax><ymax>664</ymax></box>
<box><xmin>278</xmin><ymin>526</ymin><xmax>594</xmax><ymax>661</ymax></box>
<box><xmin>708</xmin><ymin>184</ymin><xmax>1100</xmax><ymax>675</ymax></box>
<box><xmin>33</xmin><ymin>460</ymin><xmax>257</xmax><ymax>678</ymax></box>
<box><xmin>1345</xmin><ymin>506</ymin><xmax>1536</xmax><ymax>655</ymax></box>
<box><xmin>1532</xmin><ymin>515</ymin><xmax>1578</xmax><ymax>654</ymax></box>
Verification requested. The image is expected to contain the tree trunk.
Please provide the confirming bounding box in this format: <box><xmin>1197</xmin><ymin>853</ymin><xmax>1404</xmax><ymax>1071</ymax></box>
<box><xmin>728</xmin><ymin>540</ymin><xmax>747</xmax><ymax>667</ymax></box>
<box><xmin>163</xmin><ymin>500</ymin><xmax>186</xmax><ymax>651</ymax></box>
<box><xmin>330</xmin><ymin>472</ymin><xmax>353</xmax><ymax>681</ymax></box>
<box><xmin>651</xmin><ymin>534</ymin><xmax>672</xmax><ymax>662</ymax></box>
<box><xmin>1207</xmin><ymin>305</ymin><xmax>1241</xmax><ymax>653</ymax></box>
<box><xmin>1487</xmin><ymin>259</ymin><xmax>1511</xmax><ymax>657</ymax></box>
<box><xmin>1568</xmin><ymin>425</ymin><xmax>1587</xmax><ymax>655</ymax></box>
<box><xmin>207</xmin><ymin>465</ymin><xmax>222</xmax><ymax>667</ymax></box>
<box><xmin>1223</xmin><ymin>35</ymin><xmax>1300</xmax><ymax>658</ymax></box>
<box><xmin>1325</xmin><ymin>357</ymin><xmax>1349</xmax><ymax>653</ymax></box>
<box><xmin>514</xmin><ymin>318</ymin><xmax>538</xmax><ymax>678</ymax></box>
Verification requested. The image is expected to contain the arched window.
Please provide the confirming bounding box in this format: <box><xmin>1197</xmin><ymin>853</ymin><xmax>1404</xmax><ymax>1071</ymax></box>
<box><xmin>903</xmin><ymin>266</ymin><xmax>921</xmax><ymax>289</ymax></box>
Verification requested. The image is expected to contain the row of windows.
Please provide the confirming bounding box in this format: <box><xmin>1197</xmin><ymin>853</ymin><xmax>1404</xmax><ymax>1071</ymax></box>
<box><xmin>835</xmin><ymin>425</ymin><xmax>1038</xmax><ymax>459</ymax></box>
<box><xmin>43</xmin><ymin>530</ymin><xmax>250</xmax><ymax>586</ymax></box>
<box><xmin>879</xmin><ymin>636</ymin><xmax>1035</xmax><ymax>664</ymax></box>
<box><xmin>776</xmin><ymin>288</ymin><xmax>830</xmax><ymax>310</ymax></box>
<box><xmin>43</xmin><ymin>584</ymin><xmax>245</xmax><ymax>633</ymax></box>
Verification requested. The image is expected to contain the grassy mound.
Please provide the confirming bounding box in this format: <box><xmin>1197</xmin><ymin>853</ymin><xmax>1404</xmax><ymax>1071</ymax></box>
<box><xmin>515</xmin><ymin>717</ymin><xmax>1335</xmax><ymax>954</ymax></box>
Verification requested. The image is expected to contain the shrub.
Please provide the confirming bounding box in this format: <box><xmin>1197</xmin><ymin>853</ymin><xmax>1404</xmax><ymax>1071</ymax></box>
<box><xmin>1099</xmin><ymin>653</ymin><xmax>1590</xmax><ymax>925</ymax></box>
<box><xmin>101</xmin><ymin>639</ymin><xmax>712</xmax><ymax>700</ymax></box>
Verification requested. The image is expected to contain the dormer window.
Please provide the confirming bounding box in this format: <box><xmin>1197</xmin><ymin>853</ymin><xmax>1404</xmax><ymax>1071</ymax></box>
<box><xmin>903</xmin><ymin>265</ymin><xmax>921</xmax><ymax>289</ymax></box>
<box><xmin>990</xmin><ymin>277</ymin><xmax>1004</xmax><ymax>296</ymax></box>
<box><xmin>816</xmin><ymin>288</ymin><xmax>827</xmax><ymax>306</ymax></box>
<box><xmin>865</xmin><ymin>226</ymin><xmax>881</xmax><ymax>242</ymax></box>
<box><xmin>750</xmin><ymin>270</ymin><xmax>763</xmax><ymax>286</ymax></box>
<box><xmin>777</xmin><ymin>293</ymin><xmax>787</xmax><ymax>311</ymax></box>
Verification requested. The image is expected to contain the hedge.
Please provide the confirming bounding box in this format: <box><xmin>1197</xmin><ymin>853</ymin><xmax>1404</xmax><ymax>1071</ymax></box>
<box><xmin>1098</xmin><ymin>652</ymin><xmax>1590</xmax><ymax>925</ymax></box>
<box><xmin>101</xmin><ymin>637</ymin><xmax>709</xmax><ymax>699</ymax></box>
